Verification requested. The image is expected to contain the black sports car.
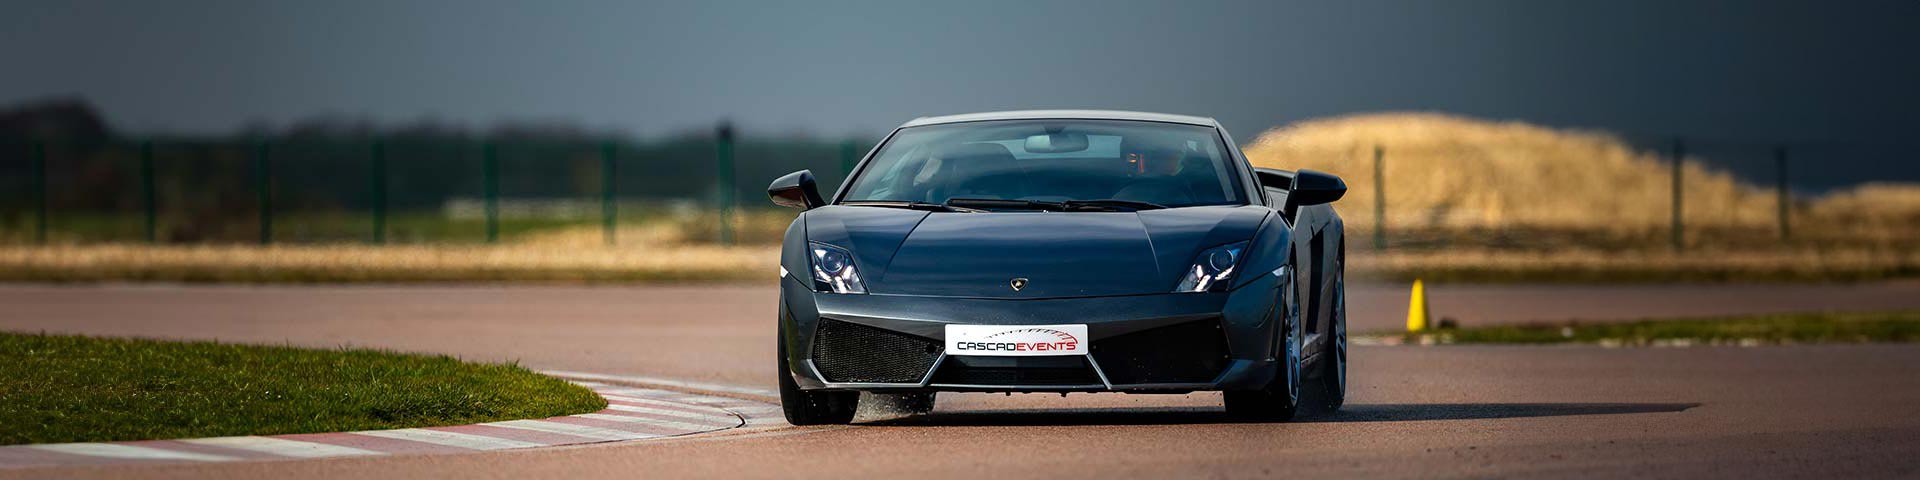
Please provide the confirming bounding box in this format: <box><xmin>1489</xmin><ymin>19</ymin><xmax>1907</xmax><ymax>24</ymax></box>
<box><xmin>767</xmin><ymin>110</ymin><xmax>1348</xmax><ymax>424</ymax></box>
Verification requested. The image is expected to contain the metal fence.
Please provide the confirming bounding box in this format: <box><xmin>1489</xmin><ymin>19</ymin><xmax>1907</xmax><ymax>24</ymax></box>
<box><xmin>1244</xmin><ymin>135</ymin><xmax>1914</xmax><ymax>252</ymax></box>
<box><xmin>2</xmin><ymin>128</ymin><xmax>1914</xmax><ymax>251</ymax></box>
<box><xmin>0</xmin><ymin>125</ymin><xmax>869</xmax><ymax>246</ymax></box>
<box><xmin>1356</xmin><ymin>138</ymin><xmax>1795</xmax><ymax>252</ymax></box>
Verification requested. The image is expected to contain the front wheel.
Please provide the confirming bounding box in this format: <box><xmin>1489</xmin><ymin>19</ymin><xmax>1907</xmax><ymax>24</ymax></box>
<box><xmin>778</xmin><ymin>320</ymin><xmax>858</xmax><ymax>425</ymax></box>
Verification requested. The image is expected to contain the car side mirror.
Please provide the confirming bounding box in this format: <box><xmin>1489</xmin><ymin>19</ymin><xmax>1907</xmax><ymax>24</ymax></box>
<box><xmin>1288</xmin><ymin>169</ymin><xmax>1346</xmax><ymax>207</ymax></box>
<box><xmin>768</xmin><ymin>170</ymin><xmax>825</xmax><ymax>210</ymax></box>
<box><xmin>1255</xmin><ymin>168</ymin><xmax>1345</xmax><ymax>214</ymax></box>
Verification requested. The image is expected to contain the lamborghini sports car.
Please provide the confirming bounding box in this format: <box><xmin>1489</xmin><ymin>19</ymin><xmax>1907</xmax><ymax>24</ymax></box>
<box><xmin>767</xmin><ymin>110</ymin><xmax>1348</xmax><ymax>424</ymax></box>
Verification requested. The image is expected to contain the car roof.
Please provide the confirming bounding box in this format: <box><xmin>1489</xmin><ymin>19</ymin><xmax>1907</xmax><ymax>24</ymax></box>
<box><xmin>899</xmin><ymin>110</ymin><xmax>1218</xmax><ymax>128</ymax></box>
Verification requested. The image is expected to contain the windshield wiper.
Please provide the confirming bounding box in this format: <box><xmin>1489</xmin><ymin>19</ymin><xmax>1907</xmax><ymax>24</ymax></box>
<box><xmin>1062</xmin><ymin>199</ymin><xmax>1167</xmax><ymax>211</ymax></box>
<box><xmin>944</xmin><ymin>198</ymin><xmax>1065</xmax><ymax>211</ymax></box>
<box><xmin>841</xmin><ymin>200</ymin><xmax>980</xmax><ymax>212</ymax></box>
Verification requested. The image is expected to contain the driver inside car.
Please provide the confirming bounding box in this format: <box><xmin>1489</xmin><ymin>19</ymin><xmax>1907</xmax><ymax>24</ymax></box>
<box><xmin>1113</xmin><ymin>136</ymin><xmax>1197</xmax><ymax>205</ymax></box>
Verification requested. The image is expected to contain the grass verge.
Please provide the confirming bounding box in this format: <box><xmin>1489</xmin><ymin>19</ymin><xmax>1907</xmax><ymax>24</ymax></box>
<box><xmin>0</xmin><ymin>332</ymin><xmax>606</xmax><ymax>445</ymax></box>
<box><xmin>1373</xmin><ymin>311</ymin><xmax>1920</xmax><ymax>346</ymax></box>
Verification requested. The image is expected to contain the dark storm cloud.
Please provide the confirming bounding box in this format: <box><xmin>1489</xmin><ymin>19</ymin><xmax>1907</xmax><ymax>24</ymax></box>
<box><xmin>2</xmin><ymin>0</ymin><xmax>1915</xmax><ymax>145</ymax></box>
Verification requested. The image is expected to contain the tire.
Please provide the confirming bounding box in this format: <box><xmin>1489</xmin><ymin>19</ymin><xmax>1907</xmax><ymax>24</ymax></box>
<box><xmin>778</xmin><ymin>319</ymin><xmax>858</xmax><ymax>425</ymax></box>
<box><xmin>1224</xmin><ymin>269</ymin><xmax>1303</xmax><ymax>422</ymax></box>
<box><xmin>1309</xmin><ymin>246</ymin><xmax>1347</xmax><ymax>413</ymax></box>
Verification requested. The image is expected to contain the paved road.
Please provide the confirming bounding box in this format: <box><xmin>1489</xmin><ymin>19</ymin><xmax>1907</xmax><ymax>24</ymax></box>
<box><xmin>3</xmin><ymin>283</ymin><xmax>1919</xmax><ymax>479</ymax></box>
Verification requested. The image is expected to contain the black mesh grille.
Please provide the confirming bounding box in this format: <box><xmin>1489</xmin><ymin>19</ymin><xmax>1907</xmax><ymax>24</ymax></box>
<box><xmin>810</xmin><ymin>319</ymin><xmax>942</xmax><ymax>383</ymax></box>
<box><xmin>1092</xmin><ymin>318</ymin><xmax>1230</xmax><ymax>384</ymax></box>
<box><xmin>931</xmin><ymin>355</ymin><xmax>1103</xmax><ymax>387</ymax></box>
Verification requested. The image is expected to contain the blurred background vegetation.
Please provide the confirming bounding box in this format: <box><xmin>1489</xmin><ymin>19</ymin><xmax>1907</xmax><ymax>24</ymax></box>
<box><xmin>0</xmin><ymin>97</ymin><xmax>852</xmax><ymax>246</ymax></box>
<box><xmin>3</xmin><ymin>98</ymin><xmax>1915</xmax><ymax>283</ymax></box>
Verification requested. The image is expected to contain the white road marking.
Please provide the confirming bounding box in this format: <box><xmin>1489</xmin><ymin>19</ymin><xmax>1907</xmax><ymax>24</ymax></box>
<box><xmin>27</xmin><ymin>443</ymin><xmax>238</xmax><ymax>462</ymax></box>
<box><xmin>602</xmin><ymin>394</ymin><xmax>775</xmax><ymax>415</ymax></box>
<box><xmin>596</xmin><ymin>387</ymin><xmax>690</xmax><ymax>399</ymax></box>
<box><xmin>542</xmin><ymin>370</ymin><xmax>779</xmax><ymax>398</ymax></box>
<box><xmin>602</xmin><ymin>391</ymin><xmax>679</xmax><ymax>403</ymax></box>
<box><xmin>178</xmin><ymin>436</ymin><xmax>381</xmax><ymax>458</ymax></box>
<box><xmin>575</xmin><ymin>413</ymin><xmax>739</xmax><ymax>432</ymax></box>
<box><xmin>598</xmin><ymin>393</ymin><xmax>689</xmax><ymax>405</ymax></box>
<box><xmin>597</xmin><ymin>391</ymin><xmax>783</xmax><ymax>427</ymax></box>
<box><xmin>484</xmin><ymin>420</ymin><xmax>660</xmax><ymax>442</ymax></box>
<box><xmin>353</xmin><ymin>429</ymin><xmax>545</xmax><ymax>451</ymax></box>
<box><xmin>602</xmin><ymin>404</ymin><xmax>743</xmax><ymax>423</ymax></box>
<box><xmin>613</xmin><ymin>391</ymin><xmax>767</xmax><ymax>408</ymax></box>
<box><xmin>656</xmin><ymin>425</ymin><xmax>844</xmax><ymax>443</ymax></box>
<box><xmin>596</xmin><ymin>388</ymin><xmax>753</xmax><ymax>407</ymax></box>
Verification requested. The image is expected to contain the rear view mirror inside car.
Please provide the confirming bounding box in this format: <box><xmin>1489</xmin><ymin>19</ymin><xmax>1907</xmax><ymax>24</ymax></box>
<box><xmin>1024</xmin><ymin>132</ymin><xmax>1090</xmax><ymax>153</ymax></box>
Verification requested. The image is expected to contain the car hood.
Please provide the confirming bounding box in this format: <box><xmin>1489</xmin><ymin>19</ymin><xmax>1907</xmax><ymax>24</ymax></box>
<box><xmin>804</xmin><ymin>205</ymin><xmax>1271</xmax><ymax>298</ymax></box>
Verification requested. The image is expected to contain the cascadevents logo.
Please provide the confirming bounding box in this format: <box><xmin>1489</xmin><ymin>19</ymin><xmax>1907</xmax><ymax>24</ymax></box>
<box><xmin>952</xmin><ymin>327</ymin><xmax>1080</xmax><ymax>353</ymax></box>
<box><xmin>1009</xmin><ymin>277</ymin><xmax>1028</xmax><ymax>292</ymax></box>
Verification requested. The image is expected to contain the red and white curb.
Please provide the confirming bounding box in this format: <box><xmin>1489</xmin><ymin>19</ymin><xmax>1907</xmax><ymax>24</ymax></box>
<box><xmin>0</xmin><ymin>377</ymin><xmax>784</xmax><ymax>469</ymax></box>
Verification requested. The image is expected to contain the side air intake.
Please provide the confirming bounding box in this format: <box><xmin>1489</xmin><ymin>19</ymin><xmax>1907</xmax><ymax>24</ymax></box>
<box><xmin>810</xmin><ymin>318</ymin><xmax>942</xmax><ymax>383</ymax></box>
<box><xmin>1092</xmin><ymin>318</ymin><xmax>1230</xmax><ymax>385</ymax></box>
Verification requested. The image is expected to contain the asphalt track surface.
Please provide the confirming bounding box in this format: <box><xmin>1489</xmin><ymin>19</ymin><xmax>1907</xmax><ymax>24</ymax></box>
<box><xmin>3</xmin><ymin>282</ymin><xmax>1919</xmax><ymax>479</ymax></box>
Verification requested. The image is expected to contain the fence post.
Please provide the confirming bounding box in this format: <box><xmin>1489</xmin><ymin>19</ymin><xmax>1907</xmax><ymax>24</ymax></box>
<box><xmin>1670</xmin><ymin>138</ymin><xmax>1685</xmax><ymax>252</ymax></box>
<box><xmin>140</xmin><ymin>140</ymin><xmax>157</xmax><ymax>244</ymax></box>
<box><xmin>601</xmin><ymin>141</ymin><xmax>618</xmax><ymax>246</ymax></box>
<box><xmin>483</xmin><ymin>141</ymin><xmax>499</xmax><ymax>243</ymax></box>
<box><xmin>30</xmin><ymin>141</ymin><xmax>47</xmax><ymax>244</ymax></box>
<box><xmin>716</xmin><ymin>122</ymin><xmax>736</xmax><ymax>246</ymax></box>
<box><xmin>1372</xmin><ymin>144</ymin><xmax>1386</xmax><ymax>250</ymax></box>
<box><xmin>256</xmin><ymin>141</ymin><xmax>272</xmax><ymax>245</ymax></box>
<box><xmin>1775</xmin><ymin>145</ymin><xmax>1790</xmax><ymax>241</ymax></box>
<box><xmin>369</xmin><ymin>139</ymin><xmax>387</xmax><ymax>244</ymax></box>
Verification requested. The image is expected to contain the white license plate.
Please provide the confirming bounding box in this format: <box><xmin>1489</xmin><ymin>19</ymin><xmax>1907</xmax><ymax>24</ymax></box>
<box><xmin>945</xmin><ymin>324</ymin><xmax>1088</xmax><ymax>357</ymax></box>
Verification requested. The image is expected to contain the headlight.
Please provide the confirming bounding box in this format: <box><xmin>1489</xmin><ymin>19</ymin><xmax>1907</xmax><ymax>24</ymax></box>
<box><xmin>809</xmin><ymin>242</ymin><xmax>867</xmax><ymax>294</ymax></box>
<box><xmin>1174</xmin><ymin>241</ymin><xmax>1248</xmax><ymax>293</ymax></box>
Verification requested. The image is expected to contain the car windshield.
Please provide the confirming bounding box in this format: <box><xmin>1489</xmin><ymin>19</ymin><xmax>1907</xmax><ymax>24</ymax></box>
<box><xmin>840</xmin><ymin>120</ymin><xmax>1246</xmax><ymax>209</ymax></box>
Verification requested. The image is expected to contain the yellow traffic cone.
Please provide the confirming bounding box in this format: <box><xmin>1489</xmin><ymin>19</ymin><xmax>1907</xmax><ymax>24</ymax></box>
<box><xmin>1406</xmin><ymin>279</ymin><xmax>1430</xmax><ymax>332</ymax></box>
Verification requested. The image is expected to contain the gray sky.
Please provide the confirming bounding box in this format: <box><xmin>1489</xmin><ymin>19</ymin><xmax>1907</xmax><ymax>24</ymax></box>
<box><xmin>4</xmin><ymin>0</ymin><xmax>1917</xmax><ymax>145</ymax></box>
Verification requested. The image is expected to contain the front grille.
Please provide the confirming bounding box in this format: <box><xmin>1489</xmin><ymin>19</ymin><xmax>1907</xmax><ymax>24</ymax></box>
<box><xmin>810</xmin><ymin>319</ymin><xmax>942</xmax><ymax>383</ymax></box>
<box><xmin>930</xmin><ymin>355</ymin><xmax>1104</xmax><ymax>387</ymax></box>
<box><xmin>1091</xmin><ymin>318</ymin><xmax>1230</xmax><ymax>384</ymax></box>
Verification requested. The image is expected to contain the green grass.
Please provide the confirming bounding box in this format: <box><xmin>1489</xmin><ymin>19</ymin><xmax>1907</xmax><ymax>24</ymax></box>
<box><xmin>1381</xmin><ymin>311</ymin><xmax>1920</xmax><ymax>345</ymax></box>
<box><xmin>0</xmin><ymin>332</ymin><xmax>606</xmax><ymax>445</ymax></box>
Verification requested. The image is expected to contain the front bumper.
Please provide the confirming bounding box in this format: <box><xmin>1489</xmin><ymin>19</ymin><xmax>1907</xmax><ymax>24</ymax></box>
<box><xmin>779</xmin><ymin>271</ymin><xmax>1287</xmax><ymax>393</ymax></box>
